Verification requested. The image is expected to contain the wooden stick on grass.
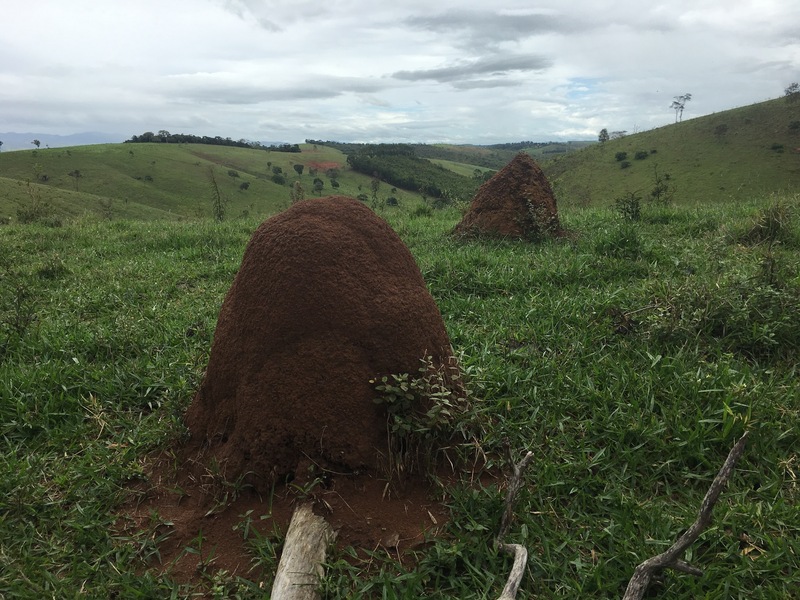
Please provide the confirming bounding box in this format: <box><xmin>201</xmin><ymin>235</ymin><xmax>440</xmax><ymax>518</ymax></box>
<box><xmin>622</xmin><ymin>432</ymin><xmax>749</xmax><ymax>600</ymax></box>
<box><xmin>495</xmin><ymin>450</ymin><xmax>535</xmax><ymax>600</ymax></box>
<box><xmin>271</xmin><ymin>502</ymin><xmax>336</xmax><ymax>600</ymax></box>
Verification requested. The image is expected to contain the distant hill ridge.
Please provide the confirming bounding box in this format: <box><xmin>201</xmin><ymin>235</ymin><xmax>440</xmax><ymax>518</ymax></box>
<box><xmin>542</xmin><ymin>96</ymin><xmax>800</xmax><ymax>207</ymax></box>
<box><xmin>1</xmin><ymin>96</ymin><xmax>797</xmax><ymax>221</ymax></box>
<box><xmin>0</xmin><ymin>131</ymin><xmax>124</xmax><ymax>151</ymax></box>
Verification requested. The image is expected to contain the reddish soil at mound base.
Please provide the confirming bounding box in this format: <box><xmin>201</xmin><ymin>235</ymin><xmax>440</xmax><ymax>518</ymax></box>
<box><xmin>120</xmin><ymin>452</ymin><xmax>454</xmax><ymax>585</ymax></box>
<box><xmin>454</xmin><ymin>152</ymin><xmax>562</xmax><ymax>240</ymax></box>
<box><xmin>119</xmin><ymin>196</ymin><xmax>469</xmax><ymax>585</ymax></box>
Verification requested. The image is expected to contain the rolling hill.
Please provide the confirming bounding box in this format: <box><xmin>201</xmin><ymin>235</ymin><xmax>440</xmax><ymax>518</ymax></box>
<box><xmin>542</xmin><ymin>97</ymin><xmax>800</xmax><ymax>207</ymax></box>
<box><xmin>0</xmin><ymin>143</ymin><xmax>430</xmax><ymax>223</ymax></box>
<box><xmin>1</xmin><ymin>96</ymin><xmax>797</xmax><ymax>223</ymax></box>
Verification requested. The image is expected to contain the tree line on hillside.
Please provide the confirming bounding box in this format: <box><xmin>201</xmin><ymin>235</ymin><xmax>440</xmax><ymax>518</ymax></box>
<box><xmin>345</xmin><ymin>144</ymin><xmax>488</xmax><ymax>203</ymax></box>
<box><xmin>126</xmin><ymin>131</ymin><xmax>300</xmax><ymax>152</ymax></box>
<box><xmin>307</xmin><ymin>139</ymin><xmax>514</xmax><ymax>169</ymax></box>
<box><xmin>307</xmin><ymin>139</ymin><xmax>589</xmax><ymax>170</ymax></box>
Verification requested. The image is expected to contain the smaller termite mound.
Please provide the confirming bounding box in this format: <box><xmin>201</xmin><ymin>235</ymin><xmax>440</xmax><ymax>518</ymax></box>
<box><xmin>454</xmin><ymin>152</ymin><xmax>562</xmax><ymax>240</ymax></box>
<box><xmin>184</xmin><ymin>196</ymin><xmax>460</xmax><ymax>492</ymax></box>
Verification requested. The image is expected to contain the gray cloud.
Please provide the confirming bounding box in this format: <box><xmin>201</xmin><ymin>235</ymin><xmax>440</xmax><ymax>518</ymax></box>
<box><xmin>452</xmin><ymin>79</ymin><xmax>525</xmax><ymax>90</ymax></box>
<box><xmin>392</xmin><ymin>54</ymin><xmax>551</xmax><ymax>84</ymax></box>
<box><xmin>163</xmin><ymin>73</ymin><xmax>390</xmax><ymax>105</ymax></box>
<box><xmin>2</xmin><ymin>1</ymin><xmax>799</xmax><ymax>144</ymax></box>
<box><xmin>221</xmin><ymin>0</ymin><xmax>282</xmax><ymax>31</ymax></box>
<box><xmin>405</xmin><ymin>9</ymin><xmax>588</xmax><ymax>48</ymax></box>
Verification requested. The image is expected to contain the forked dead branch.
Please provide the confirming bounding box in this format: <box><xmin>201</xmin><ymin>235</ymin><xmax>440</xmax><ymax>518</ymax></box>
<box><xmin>623</xmin><ymin>432</ymin><xmax>749</xmax><ymax>599</ymax></box>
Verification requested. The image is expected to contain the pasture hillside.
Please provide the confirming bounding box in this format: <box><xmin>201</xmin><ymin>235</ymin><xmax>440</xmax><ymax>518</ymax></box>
<box><xmin>1</xmin><ymin>196</ymin><xmax>798</xmax><ymax>597</ymax></box>
<box><xmin>543</xmin><ymin>97</ymin><xmax>800</xmax><ymax>207</ymax></box>
<box><xmin>0</xmin><ymin>143</ymin><xmax>427</xmax><ymax>223</ymax></box>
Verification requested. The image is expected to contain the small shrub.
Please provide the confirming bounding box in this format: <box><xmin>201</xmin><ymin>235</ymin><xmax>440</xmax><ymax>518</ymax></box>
<box><xmin>615</xmin><ymin>151</ymin><xmax>628</xmax><ymax>162</ymax></box>
<box><xmin>227</xmin><ymin>169</ymin><xmax>240</xmax><ymax>178</ymax></box>
<box><xmin>649</xmin><ymin>166</ymin><xmax>675</xmax><ymax>206</ymax></box>
<box><xmin>271</xmin><ymin>166</ymin><xmax>283</xmax><ymax>175</ymax></box>
<box><xmin>615</xmin><ymin>191</ymin><xmax>642</xmax><ymax>222</ymax></box>
<box><xmin>770</xmin><ymin>143</ymin><xmax>784</xmax><ymax>153</ymax></box>
<box><xmin>144</xmin><ymin>175</ymin><xmax>153</xmax><ymax>182</ymax></box>
<box><xmin>620</xmin><ymin>161</ymin><xmax>631</xmax><ymax>169</ymax></box>
<box><xmin>356</xmin><ymin>193</ymin><xmax>369</xmax><ymax>202</ymax></box>
<box><xmin>634</xmin><ymin>150</ymin><xmax>649</xmax><ymax>160</ymax></box>
<box><xmin>37</xmin><ymin>254</ymin><xmax>69</xmax><ymax>280</ymax></box>
<box><xmin>594</xmin><ymin>224</ymin><xmax>644</xmax><ymax>259</ymax></box>
<box><xmin>412</xmin><ymin>204</ymin><xmax>433</xmax><ymax>218</ymax></box>
<box><xmin>0</xmin><ymin>263</ymin><xmax>37</xmax><ymax>348</ymax></box>
<box><xmin>239</xmin><ymin>181</ymin><xmax>250</xmax><ymax>191</ymax></box>
<box><xmin>386</xmin><ymin>196</ymin><xmax>399</xmax><ymax>206</ymax></box>
<box><xmin>16</xmin><ymin>182</ymin><xmax>59</xmax><ymax>226</ymax></box>
<box><xmin>647</xmin><ymin>272</ymin><xmax>800</xmax><ymax>360</ymax></box>
<box><xmin>734</xmin><ymin>201</ymin><xmax>797</xmax><ymax>247</ymax></box>
<box><xmin>271</xmin><ymin>173</ymin><xmax>286</xmax><ymax>185</ymax></box>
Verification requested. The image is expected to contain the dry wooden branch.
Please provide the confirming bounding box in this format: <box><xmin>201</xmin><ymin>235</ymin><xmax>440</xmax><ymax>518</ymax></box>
<box><xmin>271</xmin><ymin>502</ymin><xmax>336</xmax><ymax>600</ymax></box>
<box><xmin>496</xmin><ymin>542</ymin><xmax>529</xmax><ymax>600</ymax></box>
<box><xmin>495</xmin><ymin>450</ymin><xmax>534</xmax><ymax>600</ymax></box>
<box><xmin>622</xmin><ymin>432</ymin><xmax>749</xmax><ymax>600</ymax></box>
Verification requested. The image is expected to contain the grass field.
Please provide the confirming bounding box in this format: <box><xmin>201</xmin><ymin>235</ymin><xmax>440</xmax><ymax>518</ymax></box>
<box><xmin>0</xmin><ymin>143</ymin><xmax>426</xmax><ymax>223</ymax></box>
<box><xmin>544</xmin><ymin>97</ymin><xmax>800</xmax><ymax>208</ymax></box>
<box><xmin>1</xmin><ymin>192</ymin><xmax>798</xmax><ymax>597</ymax></box>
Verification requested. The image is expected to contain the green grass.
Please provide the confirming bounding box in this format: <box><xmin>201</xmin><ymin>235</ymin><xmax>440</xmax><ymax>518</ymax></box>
<box><xmin>0</xmin><ymin>143</ymin><xmax>427</xmax><ymax>223</ymax></box>
<box><xmin>429</xmin><ymin>159</ymin><xmax>495</xmax><ymax>178</ymax></box>
<box><xmin>544</xmin><ymin>97</ymin><xmax>800</xmax><ymax>208</ymax></box>
<box><xmin>1</xmin><ymin>195</ymin><xmax>799</xmax><ymax>598</ymax></box>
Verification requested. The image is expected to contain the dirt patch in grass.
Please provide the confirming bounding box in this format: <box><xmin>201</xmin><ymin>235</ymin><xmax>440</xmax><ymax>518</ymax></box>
<box><xmin>306</xmin><ymin>160</ymin><xmax>342</xmax><ymax>171</ymax></box>
<box><xmin>120</xmin><ymin>450</ymin><xmax>450</xmax><ymax>586</ymax></box>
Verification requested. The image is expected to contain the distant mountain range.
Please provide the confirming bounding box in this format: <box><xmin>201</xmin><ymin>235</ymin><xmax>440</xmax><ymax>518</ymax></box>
<box><xmin>0</xmin><ymin>132</ymin><xmax>298</xmax><ymax>152</ymax></box>
<box><xmin>0</xmin><ymin>131</ymin><xmax>125</xmax><ymax>151</ymax></box>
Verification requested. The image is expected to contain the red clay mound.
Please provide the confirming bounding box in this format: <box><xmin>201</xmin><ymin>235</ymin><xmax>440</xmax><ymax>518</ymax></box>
<box><xmin>453</xmin><ymin>152</ymin><xmax>561</xmax><ymax>240</ymax></box>
<box><xmin>185</xmin><ymin>196</ymin><xmax>458</xmax><ymax>491</ymax></box>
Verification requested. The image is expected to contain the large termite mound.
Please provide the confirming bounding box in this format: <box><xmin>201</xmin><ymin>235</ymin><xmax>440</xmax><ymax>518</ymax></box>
<box><xmin>454</xmin><ymin>152</ymin><xmax>562</xmax><ymax>240</ymax></box>
<box><xmin>185</xmin><ymin>196</ymin><xmax>457</xmax><ymax>492</ymax></box>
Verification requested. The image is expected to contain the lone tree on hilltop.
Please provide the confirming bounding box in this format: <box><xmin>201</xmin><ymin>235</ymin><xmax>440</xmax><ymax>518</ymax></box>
<box><xmin>32</xmin><ymin>139</ymin><xmax>41</xmax><ymax>149</ymax></box>
<box><xmin>598</xmin><ymin>128</ymin><xmax>610</xmax><ymax>143</ymax></box>
<box><xmin>671</xmin><ymin>93</ymin><xmax>692</xmax><ymax>123</ymax></box>
<box><xmin>785</xmin><ymin>83</ymin><xmax>800</xmax><ymax>102</ymax></box>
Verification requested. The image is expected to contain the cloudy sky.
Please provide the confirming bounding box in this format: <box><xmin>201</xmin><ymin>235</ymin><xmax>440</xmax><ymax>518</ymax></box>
<box><xmin>2</xmin><ymin>0</ymin><xmax>798</xmax><ymax>145</ymax></box>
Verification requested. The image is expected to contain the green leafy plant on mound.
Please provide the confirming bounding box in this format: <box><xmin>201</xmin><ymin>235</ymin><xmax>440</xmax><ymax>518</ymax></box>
<box><xmin>371</xmin><ymin>356</ymin><xmax>481</xmax><ymax>486</ymax></box>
